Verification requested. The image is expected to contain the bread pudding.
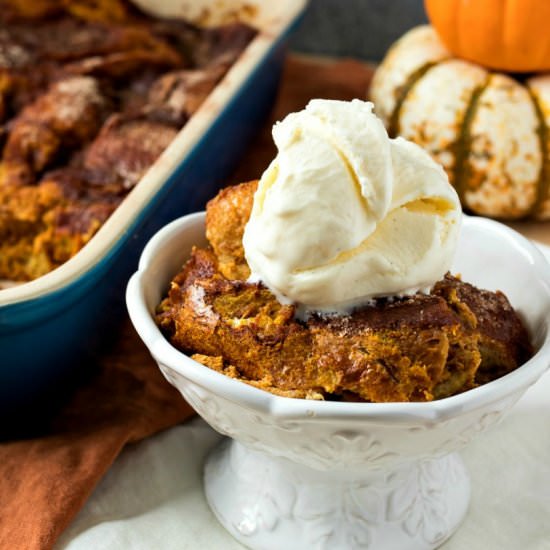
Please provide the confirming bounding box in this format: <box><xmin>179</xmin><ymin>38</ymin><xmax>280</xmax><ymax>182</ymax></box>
<box><xmin>156</xmin><ymin>180</ymin><xmax>533</xmax><ymax>402</ymax></box>
<box><xmin>0</xmin><ymin>0</ymin><xmax>255</xmax><ymax>282</ymax></box>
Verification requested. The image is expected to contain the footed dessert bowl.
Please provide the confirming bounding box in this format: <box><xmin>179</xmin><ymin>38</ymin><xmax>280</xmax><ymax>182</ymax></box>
<box><xmin>127</xmin><ymin>212</ymin><xmax>550</xmax><ymax>550</ymax></box>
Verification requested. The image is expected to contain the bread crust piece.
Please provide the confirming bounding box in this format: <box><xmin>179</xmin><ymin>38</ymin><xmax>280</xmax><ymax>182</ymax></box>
<box><xmin>157</xmin><ymin>246</ymin><xmax>483</xmax><ymax>402</ymax></box>
<box><xmin>432</xmin><ymin>275</ymin><xmax>533</xmax><ymax>384</ymax></box>
<box><xmin>205</xmin><ymin>180</ymin><xmax>256</xmax><ymax>281</ymax></box>
<box><xmin>156</xmin><ymin>181</ymin><xmax>533</xmax><ymax>402</ymax></box>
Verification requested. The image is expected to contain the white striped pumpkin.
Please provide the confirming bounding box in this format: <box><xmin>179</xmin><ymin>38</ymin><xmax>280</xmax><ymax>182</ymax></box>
<box><xmin>370</xmin><ymin>25</ymin><xmax>550</xmax><ymax>220</ymax></box>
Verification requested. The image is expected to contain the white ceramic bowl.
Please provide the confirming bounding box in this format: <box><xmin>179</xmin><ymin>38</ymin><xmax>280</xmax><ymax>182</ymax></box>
<box><xmin>127</xmin><ymin>213</ymin><xmax>550</xmax><ymax>550</ymax></box>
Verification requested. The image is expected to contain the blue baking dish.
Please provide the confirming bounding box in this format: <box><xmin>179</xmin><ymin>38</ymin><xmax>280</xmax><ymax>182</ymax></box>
<box><xmin>0</xmin><ymin>0</ymin><xmax>308</xmax><ymax>419</ymax></box>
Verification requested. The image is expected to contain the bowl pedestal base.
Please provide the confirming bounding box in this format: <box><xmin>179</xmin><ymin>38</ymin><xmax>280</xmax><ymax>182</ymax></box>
<box><xmin>204</xmin><ymin>438</ymin><xmax>470</xmax><ymax>550</ymax></box>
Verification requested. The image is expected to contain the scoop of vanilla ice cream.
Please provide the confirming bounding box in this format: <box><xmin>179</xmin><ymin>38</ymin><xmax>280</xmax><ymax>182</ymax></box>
<box><xmin>242</xmin><ymin>99</ymin><xmax>461</xmax><ymax>314</ymax></box>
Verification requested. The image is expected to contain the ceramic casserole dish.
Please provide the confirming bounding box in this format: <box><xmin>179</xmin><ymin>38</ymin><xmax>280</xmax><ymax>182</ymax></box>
<box><xmin>0</xmin><ymin>0</ymin><xmax>308</xmax><ymax>416</ymax></box>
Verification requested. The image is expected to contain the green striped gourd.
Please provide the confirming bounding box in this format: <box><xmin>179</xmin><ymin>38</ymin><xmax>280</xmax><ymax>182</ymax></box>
<box><xmin>370</xmin><ymin>25</ymin><xmax>550</xmax><ymax>220</ymax></box>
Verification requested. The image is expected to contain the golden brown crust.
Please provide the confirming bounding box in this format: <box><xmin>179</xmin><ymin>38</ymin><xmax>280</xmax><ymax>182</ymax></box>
<box><xmin>433</xmin><ymin>274</ymin><xmax>533</xmax><ymax>383</ymax></box>
<box><xmin>205</xmin><ymin>180</ymin><xmax>257</xmax><ymax>281</ymax></box>
<box><xmin>156</xmin><ymin>246</ymin><xmax>487</xmax><ymax>402</ymax></box>
<box><xmin>83</xmin><ymin>114</ymin><xmax>179</xmax><ymax>189</ymax></box>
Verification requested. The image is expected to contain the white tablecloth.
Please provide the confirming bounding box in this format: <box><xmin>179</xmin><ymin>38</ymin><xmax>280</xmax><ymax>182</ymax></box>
<box><xmin>56</xmin><ymin>247</ymin><xmax>550</xmax><ymax>550</ymax></box>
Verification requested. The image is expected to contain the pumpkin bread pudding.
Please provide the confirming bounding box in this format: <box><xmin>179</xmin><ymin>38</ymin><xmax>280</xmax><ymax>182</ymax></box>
<box><xmin>156</xmin><ymin>180</ymin><xmax>532</xmax><ymax>402</ymax></box>
<box><xmin>0</xmin><ymin>0</ymin><xmax>255</xmax><ymax>282</ymax></box>
<box><xmin>156</xmin><ymin>100</ymin><xmax>532</xmax><ymax>402</ymax></box>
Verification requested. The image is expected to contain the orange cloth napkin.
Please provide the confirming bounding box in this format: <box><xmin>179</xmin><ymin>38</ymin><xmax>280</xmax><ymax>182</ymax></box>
<box><xmin>0</xmin><ymin>323</ymin><xmax>193</xmax><ymax>550</ymax></box>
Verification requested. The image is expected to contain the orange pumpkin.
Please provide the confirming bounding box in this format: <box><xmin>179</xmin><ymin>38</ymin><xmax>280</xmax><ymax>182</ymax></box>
<box><xmin>425</xmin><ymin>0</ymin><xmax>550</xmax><ymax>72</ymax></box>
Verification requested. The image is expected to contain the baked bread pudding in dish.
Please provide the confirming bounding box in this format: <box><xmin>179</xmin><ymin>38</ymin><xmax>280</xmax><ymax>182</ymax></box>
<box><xmin>0</xmin><ymin>0</ymin><xmax>255</xmax><ymax>282</ymax></box>
<box><xmin>156</xmin><ymin>99</ymin><xmax>532</xmax><ymax>403</ymax></box>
